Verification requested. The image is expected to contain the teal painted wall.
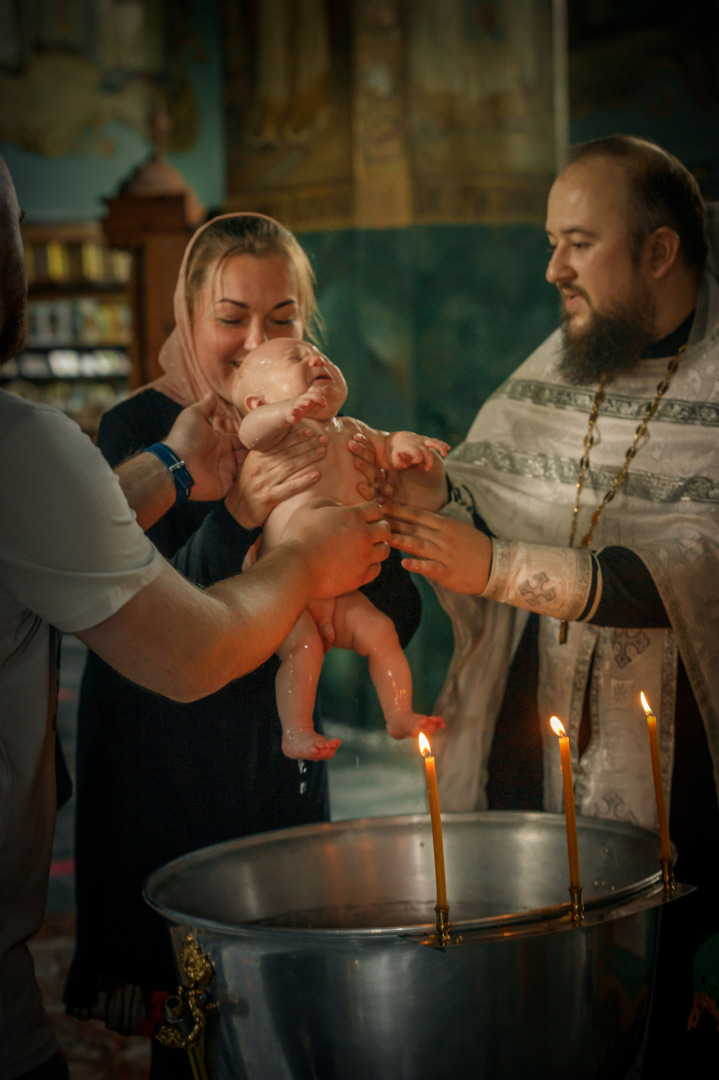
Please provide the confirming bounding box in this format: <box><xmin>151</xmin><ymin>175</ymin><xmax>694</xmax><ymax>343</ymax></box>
<box><xmin>570</xmin><ymin>66</ymin><xmax>719</xmax><ymax>200</ymax></box>
<box><xmin>300</xmin><ymin>223</ymin><xmax>556</xmax><ymax>724</ymax></box>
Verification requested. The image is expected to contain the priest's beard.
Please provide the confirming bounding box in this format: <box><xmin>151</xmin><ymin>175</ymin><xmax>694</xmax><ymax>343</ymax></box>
<box><xmin>558</xmin><ymin>292</ymin><xmax>656</xmax><ymax>386</ymax></box>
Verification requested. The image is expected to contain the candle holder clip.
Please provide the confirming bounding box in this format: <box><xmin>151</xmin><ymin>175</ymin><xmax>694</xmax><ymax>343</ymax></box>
<box><xmin>434</xmin><ymin>904</ymin><xmax>451</xmax><ymax>946</ymax></box>
<box><xmin>569</xmin><ymin>884</ymin><xmax>584</xmax><ymax>924</ymax></box>
<box><xmin>660</xmin><ymin>857</ymin><xmax>675</xmax><ymax>897</ymax></box>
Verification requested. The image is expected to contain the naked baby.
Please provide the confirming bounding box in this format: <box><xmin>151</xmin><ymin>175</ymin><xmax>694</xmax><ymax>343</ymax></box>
<box><xmin>232</xmin><ymin>338</ymin><xmax>448</xmax><ymax>760</ymax></box>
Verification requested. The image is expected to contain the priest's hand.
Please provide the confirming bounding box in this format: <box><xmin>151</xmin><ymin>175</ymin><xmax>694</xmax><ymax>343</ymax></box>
<box><xmin>383</xmin><ymin>502</ymin><xmax>493</xmax><ymax>594</ymax></box>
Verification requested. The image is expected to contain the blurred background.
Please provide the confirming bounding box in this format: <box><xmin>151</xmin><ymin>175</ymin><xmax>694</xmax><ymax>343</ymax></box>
<box><xmin>5</xmin><ymin>6</ymin><xmax>717</xmax><ymax>1069</ymax></box>
<box><xmin>2</xmin><ymin>0</ymin><xmax>718</xmax><ymax>724</ymax></box>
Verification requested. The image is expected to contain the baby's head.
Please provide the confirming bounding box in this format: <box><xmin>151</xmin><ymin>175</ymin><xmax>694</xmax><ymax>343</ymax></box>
<box><xmin>231</xmin><ymin>338</ymin><xmax>348</xmax><ymax>419</ymax></box>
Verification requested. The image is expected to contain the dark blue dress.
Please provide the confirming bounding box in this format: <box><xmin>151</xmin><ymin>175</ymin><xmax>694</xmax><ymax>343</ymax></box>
<box><xmin>65</xmin><ymin>388</ymin><xmax>421</xmax><ymax>1020</ymax></box>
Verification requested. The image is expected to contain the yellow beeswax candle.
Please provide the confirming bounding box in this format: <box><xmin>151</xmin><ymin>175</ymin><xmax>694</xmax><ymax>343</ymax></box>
<box><xmin>419</xmin><ymin>732</ymin><xmax>448</xmax><ymax>909</ymax></box>
<box><xmin>640</xmin><ymin>693</ymin><xmax>672</xmax><ymax>862</ymax></box>
<box><xmin>550</xmin><ymin>717</ymin><xmax>581</xmax><ymax>890</ymax></box>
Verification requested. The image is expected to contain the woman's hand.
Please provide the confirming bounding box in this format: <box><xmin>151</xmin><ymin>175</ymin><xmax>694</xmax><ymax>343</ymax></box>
<box><xmin>383</xmin><ymin>502</ymin><xmax>493</xmax><ymax>594</ymax></box>
<box><xmin>224</xmin><ymin>426</ymin><xmax>329</xmax><ymax>529</ymax></box>
<box><xmin>167</xmin><ymin>392</ymin><xmax>245</xmax><ymax>502</ymax></box>
<box><xmin>349</xmin><ymin>431</ymin><xmax>448</xmax><ymax>511</ymax></box>
<box><xmin>348</xmin><ymin>431</ymin><xmax>394</xmax><ymax>501</ymax></box>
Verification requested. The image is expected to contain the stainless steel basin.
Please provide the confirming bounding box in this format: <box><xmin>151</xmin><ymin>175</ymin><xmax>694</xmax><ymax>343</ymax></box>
<box><xmin>145</xmin><ymin>811</ymin><xmax>688</xmax><ymax>1079</ymax></box>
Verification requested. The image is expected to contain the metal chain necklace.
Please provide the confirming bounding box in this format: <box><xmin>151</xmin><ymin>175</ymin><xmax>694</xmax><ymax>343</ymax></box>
<box><xmin>558</xmin><ymin>343</ymin><xmax>686</xmax><ymax>644</ymax></box>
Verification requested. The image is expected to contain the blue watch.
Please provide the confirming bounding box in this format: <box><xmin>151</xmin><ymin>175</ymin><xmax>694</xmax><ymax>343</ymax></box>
<box><xmin>146</xmin><ymin>442</ymin><xmax>195</xmax><ymax>504</ymax></box>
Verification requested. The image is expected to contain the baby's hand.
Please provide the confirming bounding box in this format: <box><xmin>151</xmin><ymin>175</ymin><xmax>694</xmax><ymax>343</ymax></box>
<box><xmin>390</xmin><ymin>433</ymin><xmax>450</xmax><ymax>472</ymax></box>
<box><xmin>286</xmin><ymin>387</ymin><xmax>327</xmax><ymax>425</ymax></box>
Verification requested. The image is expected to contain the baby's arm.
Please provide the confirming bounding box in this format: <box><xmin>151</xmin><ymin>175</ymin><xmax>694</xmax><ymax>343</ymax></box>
<box><xmin>239</xmin><ymin>388</ymin><xmax>327</xmax><ymax>451</ymax></box>
<box><xmin>383</xmin><ymin>431</ymin><xmax>450</xmax><ymax>473</ymax></box>
<box><xmin>349</xmin><ymin>423</ymin><xmax>449</xmax><ymax>511</ymax></box>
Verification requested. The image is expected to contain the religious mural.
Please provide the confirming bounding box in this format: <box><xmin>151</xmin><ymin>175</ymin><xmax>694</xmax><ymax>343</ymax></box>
<box><xmin>223</xmin><ymin>0</ymin><xmax>354</xmax><ymax>229</ymax></box>
<box><xmin>0</xmin><ymin>0</ymin><xmax>198</xmax><ymax>157</ymax></box>
<box><xmin>408</xmin><ymin>0</ymin><xmax>555</xmax><ymax>223</ymax></box>
<box><xmin>222</xmin><ymin>0</ymin><xmax>556</xmax><ymax>230</ymax></box>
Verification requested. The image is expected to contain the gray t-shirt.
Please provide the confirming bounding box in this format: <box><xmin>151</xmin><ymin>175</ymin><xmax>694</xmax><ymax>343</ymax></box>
<box><xmin>0</xmin><ymin>392</ymin><xmax>162</xmax><ymax>1077</ymax></box>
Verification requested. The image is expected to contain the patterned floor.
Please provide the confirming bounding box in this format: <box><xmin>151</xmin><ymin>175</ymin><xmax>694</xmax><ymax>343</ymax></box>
<box><xmin>29</xmin><ymin>912</ymin><xmax>151</xmax><ymax>1078</ymax></box>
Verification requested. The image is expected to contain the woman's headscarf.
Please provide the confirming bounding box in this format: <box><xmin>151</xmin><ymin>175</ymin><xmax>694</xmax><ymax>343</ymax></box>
<box><xmin>144</xmin><ymin>212</ymin><xmax>295</xmax><ymax>422</ymax></box>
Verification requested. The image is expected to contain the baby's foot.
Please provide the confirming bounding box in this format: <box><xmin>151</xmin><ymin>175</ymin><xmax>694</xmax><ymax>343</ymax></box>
<box><xmin>282</xmin><ymin>728</ymin><xmax>341</xmax><ymax>761</ymax></box>
<box><xmin>385</xmin><ymin>713</ymin><xmax>445</xmax><ymax>741</ymax></box>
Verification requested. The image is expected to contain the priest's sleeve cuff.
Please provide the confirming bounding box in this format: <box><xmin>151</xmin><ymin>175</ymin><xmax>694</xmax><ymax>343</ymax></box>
<box><xmin>481</xmin><ymin>539</ymin><xmax>595</xmax><ymax>621</ymax></box>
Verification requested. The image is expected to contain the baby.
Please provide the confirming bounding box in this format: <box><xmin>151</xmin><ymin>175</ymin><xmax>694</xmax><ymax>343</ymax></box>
<box><xmin>232</xmin><ymin>338</ymin><xmax>448</xmax><ymax>761</ymax></box>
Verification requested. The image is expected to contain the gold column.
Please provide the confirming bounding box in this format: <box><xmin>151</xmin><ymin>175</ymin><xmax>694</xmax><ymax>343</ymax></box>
<box><xmin>352</xmin><ymin>0</ymin><xmax>412</xmax><ymax>228</ymax></box>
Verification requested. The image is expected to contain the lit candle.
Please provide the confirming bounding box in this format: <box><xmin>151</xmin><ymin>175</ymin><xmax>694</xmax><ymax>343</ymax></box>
<box><xmin>640</xmin><ymin>692</ymin><xmax>672</xmax><ymax>863</ymax></box>
<box><xmin>550</xmin><ymin>717</ymin><xmax>581</xmax><ymax>890</ymax></box>
<box><xmin>419</xmin><ymin>732</ymin><xmax>448</xmax><ymax>910</ymax></box>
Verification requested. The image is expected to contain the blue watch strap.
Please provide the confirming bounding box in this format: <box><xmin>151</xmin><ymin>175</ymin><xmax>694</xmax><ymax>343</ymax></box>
<box><xmin>145</xmin><ymin>442</ymin><xmax>195</xmax><ymax>504</ymax></box>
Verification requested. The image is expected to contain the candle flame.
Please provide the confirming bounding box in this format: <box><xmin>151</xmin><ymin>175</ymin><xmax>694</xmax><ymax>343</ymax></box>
<box><xmin>418</xmin><ymin>732</ymin><xmax>432</xmax><ymax>757</ymax></box>
<box><xmin>550</xmin><ymin>716</ymin><xmax>566</xmax><ymax>738</ymax></box>
<box><xmin>640</xmin><ymin>691</ymin><xmax>652</xmax><ymax>716</ymax></box>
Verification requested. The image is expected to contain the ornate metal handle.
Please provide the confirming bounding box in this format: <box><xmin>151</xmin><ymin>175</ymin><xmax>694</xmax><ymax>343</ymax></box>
<box><xmin>154</xmin><ymin>934</ymin><xmax>216</xmax><ymax>1052</ymax></box>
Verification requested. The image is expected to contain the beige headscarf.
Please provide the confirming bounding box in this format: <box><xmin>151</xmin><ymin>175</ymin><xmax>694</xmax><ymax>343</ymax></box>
<box><xmin>145</xmin><ymin>212</ymin><xmax>294</xmax><ymax>422</ymax></box>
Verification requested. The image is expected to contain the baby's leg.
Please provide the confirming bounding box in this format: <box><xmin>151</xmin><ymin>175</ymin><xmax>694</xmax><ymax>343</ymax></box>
<box><xmin>276</xmin><ymin>610</ymin><xmax>341</xmax><ymax>761</ymax></box>
<box><xmin>332</xmin><ymin>593</ymin><xmax>443</xmax><ymax>740</ymax></box>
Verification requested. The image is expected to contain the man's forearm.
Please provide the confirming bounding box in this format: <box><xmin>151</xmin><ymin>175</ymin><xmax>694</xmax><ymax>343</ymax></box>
<box><xmin>77</xmin><ymin>501</ymin><xmax>389</xmax><ymax>702</ymax></box>
<box><xmin>115</xmin><ymin>453</ymin><xmax>175</xmax><ymax>531</ymax></box>
<box><xmin>77</xmin><ymin>546</ymin><xmax>330</xmax><ymax>702</ymax></box>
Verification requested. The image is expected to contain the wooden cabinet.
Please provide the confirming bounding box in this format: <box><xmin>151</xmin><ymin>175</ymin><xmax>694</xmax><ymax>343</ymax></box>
<box><xmin>5</xmin><ymin>164</ymin><xmax>205</xmax><ymax>435</ymax></box>
<box><xmin>102</xmin><ymin>189</ymin><xmax>201</xmax><ymax>389</ymax></box>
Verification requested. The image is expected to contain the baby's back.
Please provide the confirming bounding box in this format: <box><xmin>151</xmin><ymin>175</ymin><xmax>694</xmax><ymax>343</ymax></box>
<box><xmin>261</xmin><ymin>416</ymin><xmax>368</xmax><ymax>548</ymax></box>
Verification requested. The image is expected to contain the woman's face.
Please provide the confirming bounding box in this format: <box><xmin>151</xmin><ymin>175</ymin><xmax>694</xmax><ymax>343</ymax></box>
<box><xmin>191</xmin><ymin>252</ymin><xmax>304</xmax><ymax>401</ymax></box>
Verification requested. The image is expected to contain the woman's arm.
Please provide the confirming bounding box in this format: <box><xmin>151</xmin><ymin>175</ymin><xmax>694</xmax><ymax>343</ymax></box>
<box><xmin>114</xmin><ymin>393</ymin><xmax>243</xmax><ymax>530</ymax></box>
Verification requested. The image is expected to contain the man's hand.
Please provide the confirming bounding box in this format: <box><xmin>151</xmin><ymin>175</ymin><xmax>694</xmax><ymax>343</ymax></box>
<box><xmin>282</xmin><ymin>498</ymin><xmax>390</xmax><ymax>598</ymax></box>
<box><xmin>116</xmin><ymin>393</ymin><xmax>246</xmax><ymax>531</ymax></box>
<box><xmin>166</xmin><ymin>392</ymin><xmax>244</xmax><ymax>502</ymax></box>
<box><xmin>224</xmin><ymin>426</ymin><xmax>328</xmax><ymax>530</ymax></box>
<box><xmin>383</xmin><ymin>502</ymin><xmax>492</xmax><ymax>594</ymax></box>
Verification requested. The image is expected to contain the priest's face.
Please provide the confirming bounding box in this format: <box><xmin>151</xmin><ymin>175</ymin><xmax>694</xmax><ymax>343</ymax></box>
<box><xmin>545</xmin><ymin>156</ymin><xmax>655</xmax><ymax>384</ymax></box>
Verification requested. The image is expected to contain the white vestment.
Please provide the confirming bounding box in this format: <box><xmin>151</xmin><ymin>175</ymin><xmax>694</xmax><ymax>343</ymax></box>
<box><xmin>432</xmin><ymin>208</ymin><xmax>719</xmax><ymax>833</ymax></box>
